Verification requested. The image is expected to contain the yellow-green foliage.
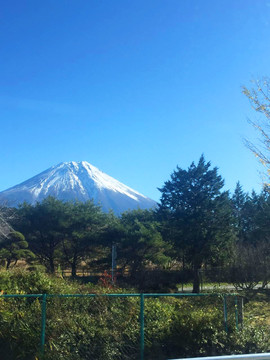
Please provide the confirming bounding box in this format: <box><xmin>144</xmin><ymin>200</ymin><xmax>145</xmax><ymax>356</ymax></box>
<box><xmin>245</xmin><ymin>300</ymin><xmax>270</xmax><ymax>326</ymax></box>
<box><xmin>0</xmin><ymin>270</ymin><xmax>269</xmax><ymax>360</ymax></box>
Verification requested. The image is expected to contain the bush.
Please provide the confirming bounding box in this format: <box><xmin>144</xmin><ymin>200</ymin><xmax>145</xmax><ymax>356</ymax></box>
<box><xmin>0</xmin><ymin>270</ymin><xmax>269</xmax><ymax>359</ymax></box>
<box><xmin>0</xmin><ymin>268</ymin><xmax>80</xmax><ymax>294</ymax></box>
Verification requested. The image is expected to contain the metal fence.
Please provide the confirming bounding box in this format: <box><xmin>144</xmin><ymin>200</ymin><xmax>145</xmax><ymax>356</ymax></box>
<box><xmin>0</xmin><ymin>293</ymin><xmax>240</xmax><ymax>360</ymax></box>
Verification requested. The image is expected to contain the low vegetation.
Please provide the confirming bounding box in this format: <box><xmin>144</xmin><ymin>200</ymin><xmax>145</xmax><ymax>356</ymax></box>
<box><xmin>0</xmin><ymin>269</ymin><xmax>269</xmax><ymax>360</ymax></box>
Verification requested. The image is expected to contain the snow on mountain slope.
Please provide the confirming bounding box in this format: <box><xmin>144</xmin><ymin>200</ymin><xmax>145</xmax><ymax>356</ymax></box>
<box><xmin>0</xmin><ymin>161</ymin><xmax>157</xmax><ymax>214</ymax></box>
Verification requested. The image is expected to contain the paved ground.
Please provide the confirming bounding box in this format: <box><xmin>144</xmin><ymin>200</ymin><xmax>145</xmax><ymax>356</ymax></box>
<box><xmin>178</xmin><ymin>283</ymin><xmax>268</xmax><ymax>292</ymax></box>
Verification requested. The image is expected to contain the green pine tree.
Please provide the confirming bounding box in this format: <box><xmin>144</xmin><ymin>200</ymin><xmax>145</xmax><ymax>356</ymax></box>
<box><xmin>0</xmin><ymin>231</ymin><xmax>35</xmax><ymax>269</ymax></box>
<box><xmin>158</xmin><ymin>155</ymin><xmax>235</xmax><ymax>293</ymax></box>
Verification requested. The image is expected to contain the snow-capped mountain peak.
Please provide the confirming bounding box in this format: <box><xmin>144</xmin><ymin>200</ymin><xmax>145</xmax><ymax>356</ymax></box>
<box><xmin>0</xmin><ymin>161</ymin><xmax>156</xmax><ymax>214</ymax></box>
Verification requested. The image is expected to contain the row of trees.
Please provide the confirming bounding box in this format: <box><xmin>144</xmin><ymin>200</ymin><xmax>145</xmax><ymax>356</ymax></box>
<box><xmin>1</xmin><ymin>155</ymin><xmax>270</xmax><ymax>292</ymax></box>
<box><xmin>1</xmin><ymin>78</ymin><xmax>270</xmax><ymax>292</ymax></box>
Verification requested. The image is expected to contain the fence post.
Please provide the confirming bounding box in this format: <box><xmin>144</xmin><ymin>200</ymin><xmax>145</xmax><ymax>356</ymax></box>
<box><xmin>40</xmin><ymin>294</ymin><xmax>47</xmax><ymax>357</ymax></box>
<box><xmin>241</xmin><ymin>297</ymin><xmax>244</xmax><ymax>327</ymax></box>
<box><xmin>234</xmin><ymin>296</ymin><xmax>239</xmax><ymax>331</ymax></box>
<box><xmin>223</xmin><ymin>295</ymin><xmax>228</xmax><ymax>333</ymax></box>
<box><xmin>140</xmin><ymin>293</ymin><xmax>145</xmax><ymax>360</ymax></box>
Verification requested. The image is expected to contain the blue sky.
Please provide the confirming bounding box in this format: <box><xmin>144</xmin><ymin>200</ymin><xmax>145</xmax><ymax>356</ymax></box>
<box><xmin>1</xmin><ymin>0</ymin><xmax>270</xmax><ymax>201</ymax></box>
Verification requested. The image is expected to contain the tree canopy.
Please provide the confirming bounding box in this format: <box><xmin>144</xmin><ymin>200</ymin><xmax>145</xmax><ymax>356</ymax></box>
<box><xmin>0</xmin><ymin>231</ymin><xmax>35</xmax><ymax>269</ymax></box>
<box><xmin>158</xmin><ymin>155</ymin><xmax>235</xmax><ymax>292</ymax></box>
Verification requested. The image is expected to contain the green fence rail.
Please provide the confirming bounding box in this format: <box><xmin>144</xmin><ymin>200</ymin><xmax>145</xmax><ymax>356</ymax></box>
<box><xmin>0</xmin><ymin>293</ymin><xmax>240</xmax><ymax>360</ymax></box>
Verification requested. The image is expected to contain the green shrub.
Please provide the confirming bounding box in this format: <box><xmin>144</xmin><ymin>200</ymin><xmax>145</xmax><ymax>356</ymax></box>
<box><xmin>0</xmin><ymin>268</ymin><xmax>82</xmax><ymax>294</ymax></box>
<box><xmin>0</xmin><ymin>270</ymin><xmax>269</xmax><ymax>359</ymax></box>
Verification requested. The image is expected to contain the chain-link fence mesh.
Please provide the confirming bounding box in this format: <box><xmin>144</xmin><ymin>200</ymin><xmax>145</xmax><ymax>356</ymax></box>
<box><xmin>144</xmin><ymin>295</ymin><xmax>233</xmax><ymax>360</ymax></box>
<box><xmin>0</xmin><ymin>293</ymin><xmax>240</xmax><ymax>360</ymax></box>
<box><xmin>44</xmin><ymin>295</ymin><xmax>140</xmax><ymax>360</ymax></box>
<box><xmin>0</xmin><ymin>296</ymin><xmax>42</xmax><ymax>360</ymax></box>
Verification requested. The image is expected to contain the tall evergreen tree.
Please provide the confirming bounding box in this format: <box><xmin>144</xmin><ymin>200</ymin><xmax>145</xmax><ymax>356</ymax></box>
<box><xmin>158</xmin><ymin>155</ymin><xmax>235</xmax><ymax>293</ymax></box>
<box><xmin>249</xmin><ymin>189</ymin><xmax>270</xmax><ymax>244</ymax></box>
<box><xmin>231</xmin><ymin>182</ymin><xmax>249</xmax><ymax>241</ymax></box>
<box><xmin>239</xmin><ymin>190</ymin><xmax>265</xmax><ymax>244</ymax></box>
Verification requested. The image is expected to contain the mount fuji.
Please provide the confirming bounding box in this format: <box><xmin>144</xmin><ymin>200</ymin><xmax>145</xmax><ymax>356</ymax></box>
<box><xmin>0</xmin><ymin>161</ymin><xmax>157</xmax><ymax>214</ymax></box>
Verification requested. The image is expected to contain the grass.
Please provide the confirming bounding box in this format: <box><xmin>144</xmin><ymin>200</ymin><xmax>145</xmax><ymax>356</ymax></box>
<box><xmin>242</xmin><ymin>289</ymin><xmax>270</xmax><ymax>327</ymax></box>
<box><xmin>177</xmin><ymin>282</ymin><xmax>236</xmax><ymax>292</ymax></box>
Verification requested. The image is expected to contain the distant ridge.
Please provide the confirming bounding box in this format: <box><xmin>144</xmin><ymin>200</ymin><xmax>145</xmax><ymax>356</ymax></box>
<box><xmin>0</xmin><ymin>161</ymin><xmax>157</xmax><ymax>215</ymax></box>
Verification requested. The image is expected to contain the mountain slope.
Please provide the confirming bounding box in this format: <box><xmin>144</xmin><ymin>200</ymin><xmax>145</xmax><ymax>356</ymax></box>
<box><xmin>0</xmin><ymin>161</ymin><xmax>157</xmax><ymax>214</ymax></box>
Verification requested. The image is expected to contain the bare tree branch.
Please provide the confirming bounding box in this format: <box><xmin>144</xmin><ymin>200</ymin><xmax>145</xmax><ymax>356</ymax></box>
<box><xmin>243</xmin><ymin>77</ymin><xmax>270</xmax><ymax>183</ymax></box>
<box><xmin>0</xmin><ymin>205</ymin><xmax>15</xmax><ymax>240</ymax></box>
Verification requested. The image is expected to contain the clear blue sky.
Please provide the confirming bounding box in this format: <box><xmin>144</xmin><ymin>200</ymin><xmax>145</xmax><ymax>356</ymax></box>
<box><xmin>1</xmin><ymin>0</ymin><xmax>270</xmax><ymax>201</ymax></box>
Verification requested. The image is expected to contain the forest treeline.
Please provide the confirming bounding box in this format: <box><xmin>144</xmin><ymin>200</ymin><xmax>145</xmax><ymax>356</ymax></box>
<box><xmin>1</xmin><ymin>155</ymin><xmax>270</xmax><ymax>293</ymax></box>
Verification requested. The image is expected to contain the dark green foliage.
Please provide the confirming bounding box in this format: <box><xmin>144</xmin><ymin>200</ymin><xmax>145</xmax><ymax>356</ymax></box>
<box><xmin>232</xmin><ymin>188</ymin><xmax>265</xmax><ymax>245</ymax></box>
<box><xmin>59</xmin><ymin>201</ymin><xmax>107</xmax><ymax>276</ymax></box>
<box><xmin>0</xmin><ymin>231</ymin><xmax>35</xmax><ymax>269</ymax></box>
<box><xmin>158</xmin><ymin>155</ymin><xmax>235</xmax><ymax>292</ymax></box>
<box><xmin>249</xmin><ymin>190</ymin><xmax>270</xmax><ymax>244</ymax></box>
<box><xmin>17</xmin><ymin>198</ymin><xmax>109</xmax><ymax>275</ymax></box>
<box><xmin>18</xmin><ymin>197</ymin><xmax>67</xmax><ymax>273</ymax></box>
<box><xmin>117</xmin><ymin>209</ymin><xmax>171</xmax><ymax>289</ymax></box>
<box><xmin>231</xmin><ymin>182</ymin><xmax>249</xmax><ymax>240</ymax></box>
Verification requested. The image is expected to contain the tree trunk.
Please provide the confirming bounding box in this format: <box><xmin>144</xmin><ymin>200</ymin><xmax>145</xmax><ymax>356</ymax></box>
<box><xmin>49</xmin><ymin>257</ymin><xmax>55</xmax><ymax>273</ymax></box>
<box><xmin>130</xmin><ymin>261</ymin><xmax>141</xmax><ymax>283</ymax></box>
<box><xmin>192</xmin><ymin>264</ymin><xmax>201</xmax><ymax>293</ymax></box>
<box><xmin>6</xmin><ymin>258</ymin><xmax>11</xmax><ymax>270</ymax></box>
<box><xmin>71</xmin><ymin>253</ymin><xmax>78</xmax><ymax>277</ymax></box>
<box><xmin>71</xmin><ymin>262</ymin><xmax>77</xmax><ymax>277</ymax></box>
